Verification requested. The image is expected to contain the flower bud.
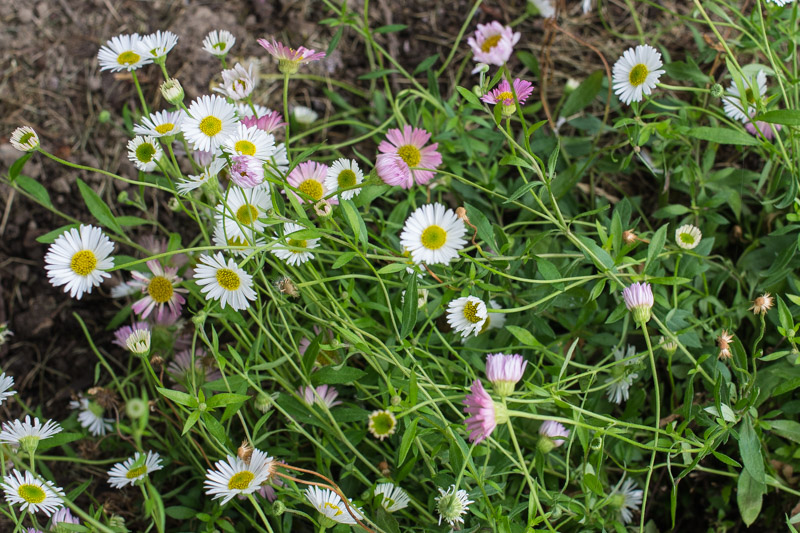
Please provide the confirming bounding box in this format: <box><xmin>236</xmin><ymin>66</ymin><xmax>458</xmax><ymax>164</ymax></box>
<box><xmin>160</xmin><ymin>78</ymin><xmax>184</xmax><ymax>105</ymax></box>
<box><xmin>126</xmin><ymin>398</ymin><xmax>148</xmax><ymax>420</ymax></box>
<box><xmin>710</xmin><ymin>83</ymin><xmax>724</xmax><ymax>98</ymax></box>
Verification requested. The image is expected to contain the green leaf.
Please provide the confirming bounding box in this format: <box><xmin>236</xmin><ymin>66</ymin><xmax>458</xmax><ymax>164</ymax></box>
<box><xmin>182</xmin><ymin>410</ymin><xmax>201</xmax><ymax>435</ymax></box>
<box><xmin>456</xmin><ymin>86</ymin><xmax>482</xmax><ymax>107</ymax></box>
<box><xmin>205</xmin><ymin>393</ymin><xmax>250</xmax><ymax>409</ymax></box>
<box><xmin>35</xmin><ymin>224</ymin><xmax>81</xmax><ymax>244</ymax></box>
<box><xmin>340</xmin><ymin>199</ymin><xmax>368</xmax><ymax>250</ymax></box>
<box><xmin>399</xmin><ymin>274</ymin><xmax>417</xmax><ymax>339</ymax></box>
<box><xmin>332</xmin><ymin>252</ymin><xmax>357</xmax><ymax>270</ymax></box>
<box><xmin>377</xmin><ymin>263</ymin><xmax>410</xmax><ymax>274</ymax></box>
<box><xmin>738</xmin><ymin>417</ymin><xmax>765</xmax><ymax>484</ymax></box>
<box><xmin>413</xmin><ymin>54</ymin><xmax>438</xmax><ymax>76</ymax></box>
<box><xmin>157</xmin><ymin>387</ymin><xmax>196</xmax><ymax>408</ymax></box>
<box><xmin>768</xmin><ymin>420</ymin><xmax>800</xmax><ymax>444</ymax></box>
<box><xmin>311</xmin><ymin>366</ymin><xmax>367</xmax><ymax>385</ymax></box>
<box><xmin>464</xmin><ymin>202</ymin><xmax>497</xmax><ymax>251</ymax></box>
<box><xmin>202</xmin><ymin>412</ymin><xmax>228</xmax><ymax>445</ymax></box>
<box><xmin>8</xmin><ymin>153</ymin><xmax>33</xmax><ymax>180</ymax></box>
<box><xmin>374</xmin><ymin>508</ymin><xmax>401</xmax><ymax>533</ymax></box>
<box><xmin>76</xmin><ymin>178</ymin><xmax>123</xmax><ymax>234</ymax></box>
<box><xmin>645</xmin><ymin>224</ymin><xmax>668</xmax><ymax>275</ymax></box>
<box><xmin>375</xmin><ymin>24</ymin><xmax>408</xmax><ymax>34</ymax></box>
<box><xmin>499</xmin><ymin>153</ymin><xmax>534</xmax><ymax>170</ymax></box>
<box><xmin>754</xmin><ymin>109</ymin><xmax>800</xmax><ymax>126</ymax></box>
<box><xmin>358</xmin><ymin>69</ymin><xmax>398</xmax><ymax>80</ymax></box>
<box><xmin>165</xmin><ymin>506</ymin><xmax>199</xmax><ymax>520</ymax></box>
<box><xmin>37</xmin><ymin>432</ymin><xmax>84</xmax><ymax>452</ymax></box>
<box><xmin>576</xmin><ymin>235</ymin><xmax>615</xmax><ymax>271</ymax></box>
<box><xmin>506</xmin><ymin>325</ymin><xmax>542</xmax><ymax>347</ymax></box>
<box><xmin>774</xmin><ymin>377</ymin><xmax>800</xmax><ymax>396</ymax></box>
<box><xmin>516</xmin><ymin>50</ymin><xmax>539</xmax><ymax>77</ymax></box>
<box><xmin>15</xmin><ymin>175</ymin><xmax>53</xmax><ymax>208</ymax></box>
<box><xmin>737</xmin><ymin>468</ymin><xmax>764</xmax><ymax>527</ymax></box>
<box><xmin>711</xmin><ymin>450</ymin><xmax>742</xmax><ymax>468</ymax></box>
<box><xmin>397</xmin><ymin>418</ymin><xmax>418</xmax><ymax>466</ymax></box>
<box><xmin>117</xmin><ymin>215</ymin><xmax>152</xmax><ymax>227</ymax></box>
<box><xmin>561</xmin><ymin>70</ymin><xmax>604</xmax><ymax>117</ymax></box>
<box><xmin>687</xmin><ymin>127</ymin><xmax>760</xmax><ymax>146</ymax></box>
<box><xmin>777</xmin><ymin>296</ymin><xmax>794</xmax><ymax>338</ymax></box>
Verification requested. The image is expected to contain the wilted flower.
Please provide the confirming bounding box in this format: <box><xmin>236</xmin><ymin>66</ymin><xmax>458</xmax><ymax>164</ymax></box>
<box><xmin>10</xmin><ymin>126</ymin><xmax>39</xmax><ymax>152</ymax></box>
<box><xmin>749</xmin><ymin>292</ymin><xmax>774</xmax><ymax>315</ymax></box>
<box><xmin>299</xmin><ymin>385</ymin><xmax>341</xmax><ymax>408</ymax></box>
<box><xmin>717</xmin><ymin>330</ymin><xmax>734</xmax><ymax>360</ymax></box>
<box><xmin>605</xmin><ymin>345</ymin><xmax>639</xmax><ymax>405</ymax></box>
<box><xmin>609</xmin><ymin>479</ymin><xmax>643</xmax><ymax>524</ymax></box>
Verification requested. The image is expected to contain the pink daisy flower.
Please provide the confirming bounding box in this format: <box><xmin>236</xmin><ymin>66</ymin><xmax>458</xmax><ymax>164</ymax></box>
<box><xmin>467</xmin><ymin>21</ymin><xmax>521</xmax><ymax>69</ymax></box>
<box><xmin>538</xmin><ymin>420</ymin><xmax>570</xmax><ymax>452</ymax></box>
<box><xmin>167</xmin><ymin>348</ymin><xmax>222</xmax><ymax>387</ymax></box>
<box><xmin>128</xmin><ymin>260</ymin><xmax>187</xmax><ymax>322</ymax></box>
<box><xmin>112</xmin><ymin>322</ymin><xmax>149</xmax><ymax>349</ymax></box>
<box><xmin>286</xmin><ymin>161</ymin><xmax>337</xmax><ymax>205</ymax></box>
<box><xmin>257</xmin><ymin>39</ymin><xmax>326</xmax><ymax>74</ymax></box>
<box><xmin>622</xmin><ymin>282</ymin><xmax>654</xmax><ymax>325</ymax></box>
<box><xmin>745</xmin><ymin>112</ymin><xmax>781</xmax><ymax>141</ymax></box>
<box><xmin>376</xmin><ymin>125</ymin><xmax>442</xmax><ymax>188</ymax></box>
<box><xmin>481</xmin><ymin>78</ymin><xmax>534</xmax><ymax>115</ymax></box>
<box><xmin>463</xmin><ymin>380</ymin><xmax>506</xmax><ymax>443</ymax></box>
<box><xmin>486</xmin><ymin>353</ymin><xmax>526</xmax><ymax>397</ymax></box>
<box><xmin>241</xmin><ymin>111</ymin><xmax>287</xmax><ymax>136</ymax></box>
<box><xmin>299</xmin><ymin>385</ymin><xmax>341</xmax><ymax>408</ymax></box>
<box><xmin>229</xmin><ymin>155</ymin><xmax>265</xmax><ymax>188</ymax></box>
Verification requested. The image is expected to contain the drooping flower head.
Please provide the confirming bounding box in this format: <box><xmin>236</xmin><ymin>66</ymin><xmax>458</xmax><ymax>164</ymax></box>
<box><xmin>399</xmin><ymin>203</ymin><xmax>468</xmax><ymax>265</ymax></box>
<box><xmin>136</xmin><ymin>31</ymin><xmax>178</xmax><ymax>61</ymax></box>
<box><xmin>176</xmin><ymin>158</ymin><xmax>227</xmax><ymax>195</ymax></box>
<box><xmin>745</xmin><ymin>113</ymin><xmax>781</xmax><ymax>140</ymax></box>
<box><xmin>167</xmin><ymin>347</ymin><xmax>222</xmax><ymax>387</ymax></box>
<box><xmin>107</xmin><ymin>451</ymin><xmax>163</xmax><ymax>489</ymax></box>
<box><xmin>160</xmin><ymin>78</ymin><xmax>184</xmax><ymax>105</ymax></box>
<box><xmin>749</xmin><ymin>292</ymin><xmax>773</xmax><ymax>315</ymax></box>
<box><xmin>229</xmin><ymin>155</ymin><xmax>265</xmax><ymax>188</ymax></box>
<box><xmin>258</xmin><ymin>39</ymin><xmax>326</xmax><ymax>75</ymax></box>
<box><xmin>374</xmin><ymin>483</ymin><xmax>410</xmax><ymax>513</ymax></box>
<box><xmin>183</xmin><ymin>95</ymin><xmax>238</xmax><ymax>152</ymax></box>
<box><xmin>202</xmin><ymin>30</ymin><xmax>236</xmax><ymax>57</ymax></box>
<box><xmin>126</xmin><ymin>328</ymin><xmax>151</xmax><ymax>355</ymax></box>
<box><xmin>51</xmin><ymin>507</ymin><xmax>81</xmax><ymax>529</ymax></box>
<box><xmin>467</xmin><ymin>21</ymin><xmax>520</xmax><ymax>68</ymax></box>
<box><xmin>367</xmin><ymin>410</ymin><xmax>397</xmax><ymax>441</ymax></box>
<box><xmin>605</xmin><ymin>345</ymin><xmax>639</xmax><ymax>405</ymax></box>
<box><xmin>463</xmin><ymin>379</ymin><xmax>507</xmax><ymax>443</ymax></box>
<box><xmin>1</xmin><ymin>470</ymin><xmax>64</xmax><ymax>517</ymax></box>
<box><xmin>435</xmin><ymin>484</ymin><xmax>474</xmax><ymax>528</ymax></box>
<box><xmin>612</xmin><ymin>44</ymin><xmax>665</xmax><ymax>105</ymax></box>
<box><xmin>112</xmin><ymin>322</ymin><xmax>150</xmax><ymax>350</ymax></box>
<box><xmin>376</xmin><ymin>125</ymin><xmax>441</xmax><ymax>188</ymax></box>
<box><xmin>128</xmin><ymin>260</ymin><xmax>187</xmax><ymax>321</ymax></box>
<box><xmin>194</xmin><ymin>252</ymin><xmax>257</xmax><ymax>311</ymax></box>
<box><xmin>271</xmin><ymin>222</ymin><xmax>320</xmax><ymax>267</ymax></box>
<box><xmin>10</xmin><ymin>126</ymin><xmax>40</xmax><ymax>152</ymax></box>
<box><xmin>537</xmin><ymin>420</ymin><xmax>570</xmax><ymax>453</ymax></box>
<box><xmin>485</xmin><ymin>353</ymin><xmax>527</xmax><ymax>397</ymax></box>
<box><xmin>325</xmin><ymin>158</ymin><xmax>364</xmax><ymax>200</ymax></box>
<box><xmin>622</xmin><ymin>282</ymin><xmax>654</xmax><ymax>325</ymax></box>
<box><xmin>292</xmin><ymin>105</ymin><xmax>319</xmax><ymax>125</ymax></box>
<box><xmin>481</xmin><ymin>78</ymin><xmax>534</xmax><ymax>115</ymax></box>
<box><xmin>723</xmin><ymin>70</ymin><xmax>767</xmax><ymax>123</ymax></box>
<box><xmin>44</xmin><ymin>225</ymin><xmax>115</xmax><ymax>300</ymax></box>
<box><xmin>447</xmin><ymin>296</ymin><xmax>488</xmax><ymax>338</ymax></box>
<box><xmin>205</xmin><ymin>449</ymin><xmax>275</xmax><ymax>505</ymax></box>
<box><xmin>216</xmin><ymin>62</ymin><xmax>258</xmax><ymax>101</ymax></box>
<box><xmin>675</xmin><ymin>224</ymin><xmax>702</xmax><ymax>250</ymax></box>
<box><xmin>97</xmin><ymin>34</ymin><xmax>152</xmax><ymax>72</ymax></box>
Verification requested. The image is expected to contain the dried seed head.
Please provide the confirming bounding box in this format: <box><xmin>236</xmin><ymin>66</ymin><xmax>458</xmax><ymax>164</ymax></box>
<box><xmin>749</xmin><ymin>293</ymin><xmax>774</xmax><ymax>315</ymax></box>
<box><xmin>150</xmin><ymin>355</ymin><xmax>165</xmax><ymax>369</ymax></box>
<box><xmin>88</xmin><ymin>387</ymin><xmax>119</xmax><ymax>410</ymax></box>
<box><xmin>717</xmin><ymin>330</ymin><xmax>734</xmax><ymax>360</ymax></box>
<box><xmin>238</xmin><ymin>440</ymin><xmax>253</xmax><ymax>464</ymax></box>
<box><xmin>378</xmin><ymin>460</ymin><xmax>391</xmax><ymax>477</ymax></box>
<box><xmin>622</xmin><ymin>230</ymin><xmax>637</xmax><ymax>244</ymax></box>
<box><xmin>275</xmin><ymin>276</ymin><xmax>299</xmax><ymax>298</ymax></box>
<box><xmin>455</xmin><ymin>206</ymin><xmax>469</xmax><ymax>223</ymax></box>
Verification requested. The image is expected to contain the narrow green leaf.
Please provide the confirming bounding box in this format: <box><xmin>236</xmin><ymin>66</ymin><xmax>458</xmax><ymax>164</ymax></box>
<box><xmin>687</xmin><ymin>127</ymin><xmax>760</xmax><ymax>146</ymax></box>
<box><xmin>375</xmin><ymin>24</ymin><xmax>408</xmax><ymax>34</ymax></box>
<box><xmin>645</xmin><ymin>224</ymin><xmax>668</xmax><ymax>275</ymax></box>
<box><xmin>157</xmin><ymin>387</ymin><xmax>196</xmax><ymax>407</ymax></box>
<box><xmin>340</xmin><ymin>198</ymin><xmax>368</xmax><ymax>250</ymax></box>
<box><xmin>413</xmin><ymin>54</ymin><xmax>439</xmax><ymax>75</ymax></box>
<box><xmin>205</xmin><ymin>393</ymin><xmax>251</xmax><ymax>409</ymax></box>
<box><xmin>377</xmin><ymin>263</ymin><xmax>410</xmax><ymax>274</ymax></box>
<box><xmin>768</xmin><ymin>420</ymin><xmax>800</xmax><ymax>444</ymax></box>
<box><xmin>399</xmin><ymin>274</ymin><xmax>417</xmax><ymax>339</ymax></box>
<box><xmin>311</xmin><ymin>366</ymin><xmax>367</xmax><ymax>385</ymax></box>
<box><xmin>76</xmin><ymin>178</ymin><xmax>123</xmax><ymax>234</ymax></box>
<box><xmin>560</xmin><ymin>70</ymin><xmax>604</xmax><ymax>117</ymax></box>
<box><xmin>456</xmin><ymin>86</ymin><xmax>482</xmax><ymax>107</ymax></box>
<box><xmin>506</xmin><ymin>325</ymin><xmax>542</xmax><ymax>347</ymax></box>
<box><xmin>737</xmin><ymin>468</ymin><xmax>764</xmax><ymax>527</ymax></box>
<box><xmin>182</xmin><ymin>410</ymin><xmax>201</xmax><ymax>435</ymax></box>
<box><xmin>397</xmin><ymin>418</ymin><xmax>418</xmax><ymax>466</ymax></box>
<box><xmin>15</xmin><ymin>175</ymin><xmax>53</xmax><ymax>208</ymax></box>
<box><xmin>738</xmin><ymin>417</ymin><xmax>765</xmax><ymax>484</ymax></box>
<box><xmin>358</xmin><ymin>69</ymin><xmax>398</xmax><ymax>80</ymax></box>
<box><xmin>754</xmin><ymin>109</ymin><xmax>800</xmax><ymax>126</ymax></box>
<box><xmin>332</xmin><ymin>251</ymin><xmax>357</xmax><ymax>270</ymax></box>
<box><xmin>8</xmin><ymin>153</ymin><xmax>32</xmax><ymax>180</ymax></box>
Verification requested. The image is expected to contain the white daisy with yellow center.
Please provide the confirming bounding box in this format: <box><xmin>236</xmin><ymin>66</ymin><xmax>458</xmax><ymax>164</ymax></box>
<box><xmin>0</xmin><ymin>415</ymin><xmax>62</xmax><ymax>453</ymax></box>
<box><xmin>107</xmin><ymin>451</ymin><xmax>163</xmax><ymax>489</ymax></box>
<box><xmin>133</xmin><ymin>110</ymin><xmax>184</xmax><ymax>138</ymax></box>
<box><xmin>675</xmin><ymin>224</ymin><xmax>702</xmax><ymax>250</ymax></box>
<box><xmin>177</xmin><ymin>158</ymin><xmax>227</xmax><ymax>195</ymax></box>
<box><xmin>400</xmin><ymin>203</ymin><xmax>468</xmax><ymax>265</ymax></box>
<box><xmin>204</xmin><ymin>449</ymin><xmax>274</xmax><ymax>505</ymax></box>
<box><xmin>136</xmin><ymin>30</ymin><xmax>178</xmax><ymax>60</ymax></box>
<box><xmin>215</xmin><ymin>186</ymin><xmax>271</xmax><ymax>240</ymax></box>
<box><xmin>374</xmin><ymin>483</ymin><xmax>410</xmax><ymax>513</ymax></box>
<box><xmin>222</xmin><ymin>123</ymin><xmax>276</xmax><ymax>162</ymax></box>
<box><xmin>305</xmin><ymin>486</ymin><xmax>363</xmax><ymax>525</ymax></box>
<box><xmin>325</xmin><ymin>158</ymin><xmax>364</xmax><ymax>200</ymax></box>
<box><xmin>194</xmin><ymin>252</ymin><xmax>257</xmax><ymax>311</ymax></box>
<box><xmin>1</xmin><ymin>469</ymin><xmax>64</xmax><ymax>517</ymax></box>
<box><xmin>127</xmin><ymin>135</ymin><xmax>163</xmax><ymax>172</ymax></box>
<box><xmin>44</xmin><ymin>225</ymin><xmax>115</xmax><ymax>300</ymax></box>
<box><xmin>202</xmin><ymin>30</ymin><xmax>236</xmax><ymax>57</ymax></box>
<box><xmin>271</xmin><ymin>222</ymin><xmax>320</xmax><ymax>267</ymax></box>
<box><xmin>10</xmin><ymin>126</ymin><xmax>39</xmax><ymax>152</ymax></box>
<box><xmin>213</xmin><ymin>221</ymin><xmax>265</xmax><ymax>257</ymax></box>
<box><xmin>183</xmin><ymin>95</ymin><xmax>238</xmax><ymax>152</ymax></box>
<box><xmin>611</xmin><ymin>44</ymin><xmax>665</xmax><ymax>105</ymax></box>
<box><xmin>447</xmin><ymin>296</ymin><xmax>488</xmax><ymax>337</ymax></box>
<box><xmin>97</xmin><ymin>34</ymin><xmax>152</xmax><ymax>72</ymax></box>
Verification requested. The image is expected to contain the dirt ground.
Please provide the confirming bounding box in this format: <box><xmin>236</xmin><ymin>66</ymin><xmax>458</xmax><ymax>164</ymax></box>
<box><xmin>0</xmin><ymin>0</ymin><xmax>744</xmax><ymax>529</ymax></box>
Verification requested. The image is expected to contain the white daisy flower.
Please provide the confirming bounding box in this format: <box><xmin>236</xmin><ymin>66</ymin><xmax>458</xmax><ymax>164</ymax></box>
<box><xmin>722</xmin><ymin>70</ymin><xmax>767</xmax><ymax>122</ymax></box>
<box><xmin>133</xmin><ymin>110</ymin><xmax>184</xmax><ymax>138</ymax></box>
<box><xmin>611</xmin><ymin>478</ymin><xmax>643</xmax><ymax>524</ymax></box>
<box><xmin>400</xmin><ymin>203</ymin><xmax>468</xmax><ymax>265</ymax></box>
<box><xmin>194</xmin><ymin>252</ymin><xmax>257</xmax><ymax>311</ymax></box>
<box><xmin>612</xmin><ymin>44</ymin><xmax>665</xmax><ymax>105</ymax></box>
<box><xmin>69</xmin><ymin>396</ymin><xmax>114</xmax><ymax>437</ymax></box>
<box><xmin>675</xmin><ymin>224</ymin><xmax>702</xmax><ymax>250</ymax></box>
<box><xmin>183</xmin><ymin>95</ymin><xmax>238</xmax><ymax>152</ymax></box>
<box><xmin>299</xmin><ymin>385</ymin><xmax>341</xmax><ymax>408</ymax></box>
<box><xmin>0</xmin><ymin>416</ymin><xmax>62</xmax><ymax>452</ymax></box>
<box><xmin>97</xmin><ymin>34</ymin><xmax>152</xmax><ymax>72</ymax></box>
<box><xmin>216</xmin><ymin>62</ymin><xmax>258</xmax><ymax>101</ymax></box>
<box><xmin>0</xmin><ymin>373</ymin><xmax>16</xmax><ymax>406</ymax></box>
<box><xmin>127</xmin><ymin>135</ymin><xmax>163</xmax><ymax>172</ymax></box>
<box><xmin>605</xmin><ymin>344</ymin><xmax>639</xmax><ymax>405</ymax></box>
<box><xmin>482</xmin><ymin>299</ymin><xmax>507</xmax><ymax>332</ymax></box>
<box><xmin>0</xmin><ymin>324</ymin><xmax>11</xmax><ymax>347</ymax></box>
<box><xmin>10</xmin><ymin>126</ymin><xmax>39</xmax><ymax>152</ymax></box>
<box><xmin>325</xmin><ymin>158</ymin><xmax>364</xmax><ymax>200</ymax></box>
<box><xmin>435</xmin><ymin>484</ymin><xmax>473</xmax><ymax>529</ymax></box>
<box><xmin>202</xmin><ymin>30</ymin><xmax>236</xmax><ymax>57</ymax></box>
<box><xmin>530</xmin><ymin>0</ymin><xmax>555</xmax><ymax>17</ymax></box>
<box><xmin>136</xmin><ymin>30</ymin><xmax>178</xmax><ymax>60</ymax></box>
<box><xmin>1</xmin><ymin>469</ymin><xmax>64</xmax><ymax>517</ymax></box>
<box><xmin>267</xmin><ymin>142</ymin><xmax>290</xmax><ymax>176</ymax></box>
<box><xmin>44</xmin><ymin>225</ymin><xmax>115</xmax><ymax>300</ymax></box>
<box><xmin>107</xmin><ymin>451</ymin><xmax>163</xmax><ymax>489</ymax></box>
<box><xmin>204</xmin><ymin>449</ymin><xmax>274</xmax><ymax>505</ymax></box>
<box><xmin>271</xmin><ymin>222</ymin><xmax>319</xmax><ymax>267</ymax></box>
<box><xmin>374</xmin><ymin>483</ymin><xmax>410</xmax><ymax>513</ymax></box>
<box><xmin>176</xmin><ymin>157</ymin><xmax>227</xmax><ymax>195</ymax></box>
<box><xmin>292</xmin><ymin>105</ymin><xmax>318</xmax><ymax>125</ymax></box>
<box><xmin>213</xmin><ymin>221</ymin><xmax>265</xmax><ymax>257</ymax></box>
<box><xmin>305</xmin><ymin>486</ymin><xmax>363</xmax><ymax>525</ymax></box>
<box><xmin>110</xmin><ymin>281</ymin><xmax>137</xmax><ymax>298</ymax></box>
<box><xmin>235</xmin><ymin>103</ymin><xmax>272</xmax><ymax>119</ymax></box>
<box><xmin>447</xmin><ymin>296</ymin><xmax>488</xmax><ymax>337</ymax></box>
<box><xmin>215</xmin><ymin>186</ymin><xmax>271</xmax><ymax>239</ymax></box>
<box><xmin>222</xmin><ymin>123</ymin><xmax>276</xmax><ymax>162</ymax></box>
<box><xmin>767</xmin><ymin>0</ymin><xmax>796</xmax><ymax>5</ymax></box>
<box><xmin>367</xmin><ymin>410</ymin><xmax>397</xmax><ymax>441</ymax></box>
<box><xmin>126</xmin><ymin>327</ymin><xmax>151</xmax><ymax>355</ymax></box>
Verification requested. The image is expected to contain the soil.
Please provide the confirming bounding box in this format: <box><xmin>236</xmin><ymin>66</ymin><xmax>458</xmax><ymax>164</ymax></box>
<box><xmin>0</xmin><ymin>0</ymin><xmax>775</xmax><ymax>530</ymax></box>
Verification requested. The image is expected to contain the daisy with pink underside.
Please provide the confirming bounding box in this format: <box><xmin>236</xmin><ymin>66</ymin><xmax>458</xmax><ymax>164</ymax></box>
<box><xmin>376</xmin><ymin>125</ymin><xmax>442</xmax><ymax>189</ymax></box>
<box><xmin>467</xmin><ymin>21</ymin><xmax>521</xmax><ymax>69</ymax></box>
<box><xmin>128</xmin><ymin>260</ymin><xmax>187</xmax><ymax>322</ymax></box>
<box><xmin>257</xmin><ymin>39</ymin><xmax>325</xmax><ymax>74</ymax></box>
<box><xmin>286</xmin><ymin>161</ymin><xmax>337</xmax><ymax>205</ymax></box>
<box><xmin>482</xmin><ymin>78</ymin><xmax>534</xmax><ymax>115</ymax></box>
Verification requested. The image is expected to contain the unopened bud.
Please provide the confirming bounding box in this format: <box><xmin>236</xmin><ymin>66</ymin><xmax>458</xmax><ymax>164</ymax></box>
<box><xmin>150</xmin><ymin>355</ymin><xmax>164</xmax><ymax>369</ymax></box>
<box><xmin>161</xmin><ymin>78</ymin><xmax>184</xmax><ymax>105</ymax></box>
<box><xmin>710</xmin><ymin>83</ymin><xmax>724</xmax><ymax>98</ymax></box>
<box><xmin>272</xmin><ymin>500</ymin><xmax>286</xmax><ymax>516</ymax></box>
<box><xmin>168</xmin><ymin>197</ymin><xmax>181</xmax><ymax>212</ymax></box>
<box><xmin>126</xmin><ymin>398</ymin><xmax>148</xmax><ymax>420</ymax></box>
<box><xmin>314</xmin><ymin>199</ymin><xmax>332</xmax><ymax>217</ymax></box>
<box><xmin>455</xmin><ymin>206</ymin><xmax>469</xmax><ymax>223</ymax></box>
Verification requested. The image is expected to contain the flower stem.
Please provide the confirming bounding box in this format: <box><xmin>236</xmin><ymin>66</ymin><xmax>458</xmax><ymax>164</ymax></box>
<box><xmin>283</xmin><ymin>73</ymin><xmax>291</xmax><ymax>152</ymax></box>
<box><xmin>639</xmin><ymin>324</ymin><xmax>661</xmax><ymax>531</ymax></box>
<box><xmin>131</xmin><ymin>71</ymin><xmax>150</xmax><ymax>116</ymax></box>
<box><xmin>248</xmin><ymin>494</ymin><xmax>275</xmax><ymax>533</ymax></box>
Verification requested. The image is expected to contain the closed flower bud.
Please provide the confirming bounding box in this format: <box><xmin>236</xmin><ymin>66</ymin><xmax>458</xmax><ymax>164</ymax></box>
<box><xmin>160</xmin><ymin>78</ymin><xmax>184</xmax><ymax>105</ymax></box>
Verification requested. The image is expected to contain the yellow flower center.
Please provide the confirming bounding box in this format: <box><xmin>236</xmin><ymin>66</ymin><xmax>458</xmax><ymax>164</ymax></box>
<box><xmin>117</xmin><ymin>51</ymin><xmax>140</xmax><ymax>66</ymax></box>
<box><xmin>481</xmin><ymin>34</ymin><xmax>502</xmax><ymax>53</ymax></box>
<box><xmin>18</xmin><ymin>484</ymin><xmax>46</xmax><ymax>504</ymax></box>
<box><xmin>679</xmin><ymin>232</ymin><xmax>695</xmax><ymax>245</ymax></box>
<box><xmin>199</xmin><ymin>116</ymin><xmax>222</xmax><ymax>137</ymax></box>
<box><xmin>216</xmin><ymin>268</ymin><xmax>241</xmax><ymax>291</ymax></box>
<box><xmin>323</xmin><ymin>502</ymin><xmax>344</xmax><ymax>516</ymax></box>
<box><xmin>420</xmin><ymin>225</ymin><xmax>447</xmax><ymax>250</ymax></box>
<box><xmin>126</xmin><ymin>465</ymin><xmax>148</xmax><ymax>479</ymax></box>
<box><xmin>234</xmin><ymin>140</ymin><xmax>257</xmax><ymax>156</ymax></box>
<box><xmin>70</xmin><ymin>250</ymin><xmax>97</xmax><ymax>276</ymax></box>
<box><xmin>497</xmin><ymin>91</ymin><xmax>514</xmax><ymax>102</ymax></box>
<box><xmin>628</xmin><ymin>64</ymin><xmax>649</xmax><ymax>87</ymax></box>
<box><xmin>154</xmin><ymin>123</ymin><xmax>175</xmax><ymax>135</ymax></box>
<box><xmin>147</xmin><ymin>276</ymin><xmax>174</xmax><ymax>303</ymax></box>
<box><xmin>337</xmin><ymin>169</ymin><xmax>357</xmax><ymax>188</ymax></box>
<box><xmin>236</xmin><ymin>204</ymin><xmax>259</xmax><ymax>225</ymax></box>
<box><xmin>228</xmin><ymin>235</ymin><xmax>250</xmax><ymax>247</ymax></box>
<box><xmin>397</xmin><ymin>145</ymin><xmax>421</xmax><ymax>167</ymax></box>
<box><xmin>287</xmin><ymin>239</ymin><xmax>308</xmax><ymax>253</ymax></box>
<box><xmin>135</xmin><ymin>142</ymin><xmax>156</xmax><ymax>163</ymax></box>
<box><xmin>462</xmin><ymin>300</ymin><xmax>482</xmax><ymax>323</ymax></box>
<box><xmin>298</xmin><ymin>179</ymin><xmax>324</xmax><ymax>201</ymax></box>
<box><xmin>227</xmin><ymin>471</ymin><xmax>254</xmax><ymax>490</ymax></box>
